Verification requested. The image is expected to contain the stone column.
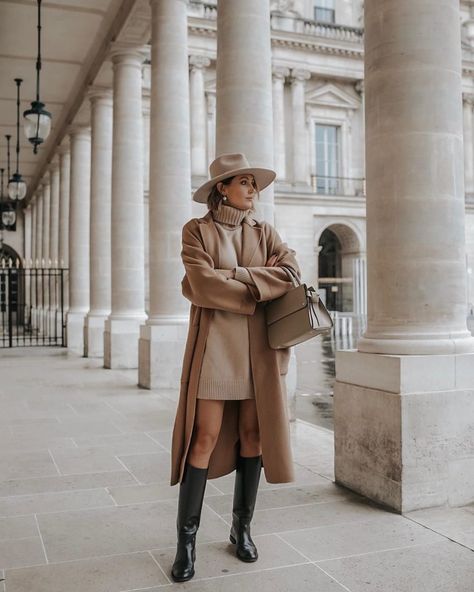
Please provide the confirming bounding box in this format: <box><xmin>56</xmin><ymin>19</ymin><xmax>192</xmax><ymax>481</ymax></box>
<box><xmin>189</xmin><ymin>55</ymin><xmax>211</xmax><ymax>177</ymax></box>
<box><xmin>272</xmin><ymin>66</ymin><xmax>289</xmax><ymax>180</ymax></box>
<box><xmin>138</xmin><ymin>0</ymin><xmax>191</xmax><ymax>388</ymax></box>
<box><xmin>66</xmin><ymin>126</ymin><xmax>91</xmax><ymax>354</ymax></box>
<box><xmin>49</xmin><ymin>159</ymin><xmax>60</xmax><ymax>266</ymax></box>
<box><xmin>206</xmin><ymin>92</ymin><xmax>216</xmax><ymax>164</ymax></box>
<box><xmin>31</xmin><ymin>201</ymin><xmax>37</xmax><ymax>265</ymax></box>
<box><xmin>84</xmin><ymin>89</ymin><xmax>113</xmax><ymax>358</ymax></box>
<box><xmin>58</xmin><ymin>145</ymin><xmax>70</xmax><ymax>269</ymax></box>
<box><xmin>35</xmin><ymin>187</ymin><xmax>44</xmax><ymax>333</ymax></box>
<box><xmin>58</xmin><ymin>145</ymin><xmax>70</xmax><ymax>318</ymax></box>
<box><xmin>334</xmin><ymin>0</ymin><xmax>474</xmax><ymax>512</ymax></box>
<box><xmin>42</xmin><ymin>174</ymin><xmax>51</xmax><ymax>265</ymax></box>
<box><xmin>216</xmin><ymin>0</ymin><xmax>274</xmax><ymax>222</ymax></box>
<box><xmin>24</xmin><ymin>205</ymin><xmax>32</xmax><ymax>324</ymax></box>
<box><xmin>104</xmin><ymin>45</ymin><xmax>147</xmax><ymax>369</ymax></box>
<box><xmin>290</xmin><ymin>69</ymin><xmax>310</xmax><ymax>185</ymax></box>
<box><xmin>463</xmin><ymin>94</ymin><xmax>474</xmax><ymax>194</ymax></box>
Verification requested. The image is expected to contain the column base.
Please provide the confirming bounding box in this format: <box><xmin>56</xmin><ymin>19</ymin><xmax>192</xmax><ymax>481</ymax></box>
<box><xmin>138</xmin><ymin>320</ymin><xmax>189</xmax><ymax>389</ymax></box>
<box><xmin>334</xmin><ymin>350</ymin><xmax>474</xmax><ymax>512</ymax></box>
<box><xmin>84</xmin><ymin>313</ymin><xmax>108</xmax><ymax>358</ymax></box>
<box><xmin>104</xmin><ymin>316</ymin><xmax>145</xmax><ymax>369</ymax></box>
<box><xmin>66</xmin><ymin>311</ymin><xmax>87</xmax><ymax>354</ymax></box>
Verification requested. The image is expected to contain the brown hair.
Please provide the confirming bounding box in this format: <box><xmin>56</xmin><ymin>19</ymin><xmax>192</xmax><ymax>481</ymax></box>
<box><xmin>206</xmin><ymin>175</ymin><xmax>260</xmax><ymax>211</ymax></box>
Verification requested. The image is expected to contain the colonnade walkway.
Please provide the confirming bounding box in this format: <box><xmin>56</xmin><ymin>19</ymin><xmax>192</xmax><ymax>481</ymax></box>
<box><xmin>0</xmin><ymin>349</ymin><xmax>473</xmax><ymax>592</ymax></box>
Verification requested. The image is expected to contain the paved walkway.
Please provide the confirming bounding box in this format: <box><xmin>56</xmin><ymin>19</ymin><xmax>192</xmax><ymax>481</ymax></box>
<box><xmin>0</xmin><ymin>348</ymin><xmax>473</xmax><ymax>592</ymax></box>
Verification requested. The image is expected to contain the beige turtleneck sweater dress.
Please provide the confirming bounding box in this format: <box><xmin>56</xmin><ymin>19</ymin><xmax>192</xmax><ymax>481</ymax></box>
<box><xmin>197</xmin><ymin>202</ymin><xmax>256</xmax><ymax>400</ymax></box>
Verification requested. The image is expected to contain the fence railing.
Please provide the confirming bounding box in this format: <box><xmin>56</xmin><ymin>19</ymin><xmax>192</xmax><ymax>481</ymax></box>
<box><xmin>0</xmin><ymin>259</ymin><xmax>67</xmax><ymax>348</ymax></box>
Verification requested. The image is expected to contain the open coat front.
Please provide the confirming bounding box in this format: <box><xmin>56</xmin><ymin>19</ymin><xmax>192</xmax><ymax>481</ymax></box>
<box><xmin>170</xmin><ymin>211</ymin><xmax>301</xmax><ymax>486</ymax></box>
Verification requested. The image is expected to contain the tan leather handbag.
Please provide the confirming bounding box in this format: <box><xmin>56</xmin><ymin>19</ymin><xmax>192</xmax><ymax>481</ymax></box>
<box><xmin>265</xmin><ymin>267</ymin><xmax>333</xmax><ymax>349</ymax></box>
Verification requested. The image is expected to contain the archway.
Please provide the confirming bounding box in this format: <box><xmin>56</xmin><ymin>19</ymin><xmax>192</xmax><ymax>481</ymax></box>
<box><xmin>317</xmin><ymin>223</ymin><xmax>362</xmax><ymax>312</ymax></box>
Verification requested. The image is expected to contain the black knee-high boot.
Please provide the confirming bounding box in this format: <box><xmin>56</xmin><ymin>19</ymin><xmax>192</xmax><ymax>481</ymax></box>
<box><xmin>171</xmin><ymin>463</ymin><xmax>208</xmax><ymax>582</ymax></box>
<box><xmin>229</xmin><ymin>455</ymin><xmax>262</xmax><ymax>562</ymax></box>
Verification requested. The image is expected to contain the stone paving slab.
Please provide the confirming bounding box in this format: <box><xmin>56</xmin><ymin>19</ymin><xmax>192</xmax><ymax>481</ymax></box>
<box><xmin>4</xmin><ymin>552</ymin><xmax>169</xmax><ymax>592</ymax></box>
<box><xmin>279</xmin><ymin>512</ymin><xmax>446</xmax><ymax>561</ymax></box>
<box><xmin>0</xmin><ymin>488</ymin><xmax>115</xmax><ymax>517</ymax></box>
<box><xmin>317</xmin><ymin>540</ymin><xmax>474</xmax><ymax>592</ymax></box>
<box><xmin>36</xmin><ymin>501</ymin><xmax>229</xmax><ymax>562</ymax></box>
<box><xmin>152</xmin><ymin>533</ymin><xmax>307</xmax><ymax>581</ymax></box>
<box><xmin>0</xmin><ymin>516</ymin><xmax>38</xmax><ymax>541</ymax></box>
<box><xmin>0</xmin><ymin>538</ymin><xmax>46</xmax><ymax>570</ymax></box>
<box><xmin>405</xmin><ymin>505</ymin><xmax>474</xmax><ymax>551</ymax></box>
<box><xmin>0</xmin><ymin>349</ymin><xmax>473</xmax><ymax>592</ymax></box>
<box><xmin>0</xmin><ymin>470</ymin><xmax>137</xmax><ymax>498</ymax></box>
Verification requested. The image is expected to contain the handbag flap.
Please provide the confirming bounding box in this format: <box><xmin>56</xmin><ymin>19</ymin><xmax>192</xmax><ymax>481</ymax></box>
<box><xmin>265</xmin><ymin>284</ymin><xmax>309</xmax><ymax>325</ymax></box>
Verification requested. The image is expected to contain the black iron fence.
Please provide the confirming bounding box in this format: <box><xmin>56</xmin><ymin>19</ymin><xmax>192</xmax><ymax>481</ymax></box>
<box><xmin>0</xmin><ymin>261</ymin><xmax>67</xmax><ymax>347</ymax></box>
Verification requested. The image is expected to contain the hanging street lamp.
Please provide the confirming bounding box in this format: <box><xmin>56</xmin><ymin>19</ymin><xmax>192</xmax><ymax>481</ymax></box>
<box><xmin>23</xmin><ymin>0</ymin><xmax>52</xmax><ymax>153</ymax></box>
<box><xmin>0</xmin><ymin>168</ymin><xmax>16</xmax><ymax>229</ymax></box>
<box><xmin>9</xmin><ymin>79</ymin><xmax>27</xmax><ymax>201</ymax></box>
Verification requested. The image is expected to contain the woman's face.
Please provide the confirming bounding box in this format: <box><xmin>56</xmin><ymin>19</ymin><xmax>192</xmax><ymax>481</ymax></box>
<box><xmin>218</xmin><ymin>175</ymin><xmax>257</xmax><ymax>211</ymax></box>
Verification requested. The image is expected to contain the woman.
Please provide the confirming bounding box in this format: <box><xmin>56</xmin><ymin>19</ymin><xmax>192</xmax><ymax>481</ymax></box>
<box><xmin>170</xmin><ymin>153</ymin><xmax>300</xmax><ymax>582</ymax></box>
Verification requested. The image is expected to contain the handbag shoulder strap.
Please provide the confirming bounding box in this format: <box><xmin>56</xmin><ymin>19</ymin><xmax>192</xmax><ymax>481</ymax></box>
<box><xmin>280</xmin><ymin>265</ymin><xmax>301</xmax><ymax>288</ymax></box>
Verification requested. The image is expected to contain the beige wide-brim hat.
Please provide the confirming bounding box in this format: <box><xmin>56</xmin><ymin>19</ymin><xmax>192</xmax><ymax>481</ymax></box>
<box><xmin>192</xmin><ymin>153</ymin><xmax>276</xmax><ymax>204</ymax></box>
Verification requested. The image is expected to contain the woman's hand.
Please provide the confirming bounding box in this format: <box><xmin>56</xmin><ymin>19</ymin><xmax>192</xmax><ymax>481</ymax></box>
<box><xmin>265</xmin><ymin>254</ymin><xmax>278</xmax><ymax>267</ymax></box>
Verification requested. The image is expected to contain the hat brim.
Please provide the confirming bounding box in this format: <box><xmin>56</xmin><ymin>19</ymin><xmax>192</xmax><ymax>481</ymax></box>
<box><xmin>192</xmin><ymin>167</ymin><xmax>276</xmax><ymax>204</ymax></box>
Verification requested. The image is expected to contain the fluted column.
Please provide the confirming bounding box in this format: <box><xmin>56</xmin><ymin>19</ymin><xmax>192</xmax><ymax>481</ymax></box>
<box><xmin>334</xmin><ymin>0</ymin><xmax>474</xmax><ymax>512</ymax></box>
<box><xmin>66</xmin><ymin>126</ymin><xmax>91</xmax><ymax>353</ymax></box>
<box><xmin>206</xmin><ymin>92</ymin><xmax>216</xmax><ymax>164</ymax></box>
<box><xmin>84</xmin><ymin>89</ymin><xmax>113</xmax><ymax>358</ymax></box>
<box><xmin>290</xmin><ymin>69</ymin><xmax>310</xmax><ymax>184</ymax></box>
<box><xmin>463</xmin><ymin>94</ymin><xmax>474</xmax><ymax>194</ymax></box>
<box><xmin>272</xmin><ymin>66</ymin><xmax>289</xmax><ymax>180</ymax></box>
<box><xmin>189</xmin><ymin>55</ymin><xmax>211</xmax><ymax>177</ymax></box>
<box><xmin>216</xmin><ymin>0</ymin><xmax>274</xmax><ymax>222</ymax></box>
<box><xmin>138</xmin><ymin>0</ymin><xmax>191</xmax><ymax>388</ymax></box>
<box><xmin>104</xmin><ymin>45</ymin><xmax>147</xmax><ymax>369</ymax></box>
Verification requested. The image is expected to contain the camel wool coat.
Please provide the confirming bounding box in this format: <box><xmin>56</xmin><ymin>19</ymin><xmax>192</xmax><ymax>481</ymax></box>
<box><xmin>170</xmin><ymin>210</ymin><xmax>301</xmax><ymax>486</ymax></box>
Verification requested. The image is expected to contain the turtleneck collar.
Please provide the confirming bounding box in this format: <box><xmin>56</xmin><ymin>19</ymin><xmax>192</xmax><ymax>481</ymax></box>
<box><xmin>211</xmin><ymin>201</ymin><xmax>249</xmax><ymax>227</ymax></box>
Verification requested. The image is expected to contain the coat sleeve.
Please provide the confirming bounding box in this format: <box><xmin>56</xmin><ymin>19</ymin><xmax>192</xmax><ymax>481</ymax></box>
<box><xmin>181</xmin><ymin>220</ymin><xmax>257</xmax><ymax>315</ymax></box>
<box><xmin>236</xmin><ymin>222</ymin><xmax>301</xmax><ymax>302</ymax></box>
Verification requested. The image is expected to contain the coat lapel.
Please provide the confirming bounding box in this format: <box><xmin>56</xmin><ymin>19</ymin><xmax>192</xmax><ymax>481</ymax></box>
<box><xmin>199</xmin><ymin>211</ymin><xmax>220</xmax><ymax>267</ymax></box>
<box><xmin>242</xmin><ymin>218</ymin><xmax>263</xmax><ymax>267</ymax></box>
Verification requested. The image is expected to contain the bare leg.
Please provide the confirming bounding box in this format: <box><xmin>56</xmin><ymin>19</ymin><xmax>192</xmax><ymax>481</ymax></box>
<box><xmin>238</xmin><ymin>399</ymin><xmax>261</xmax><ymax>457</ymax></box>
<box><xmin>187</xmin><ymin>399</ymin><xmax>225</xmax><ymax>468</ymax></box>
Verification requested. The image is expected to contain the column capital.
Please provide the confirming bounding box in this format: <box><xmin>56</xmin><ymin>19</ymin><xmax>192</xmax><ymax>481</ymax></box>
<box><xmin>109</xmin><ymin>42</ymin><xmax>149</xmax><ymax>66</ymax></box>
<box><xmin>68</xmin><ymin>124</ymin><xmax>91</xmax><ymax>139</ymax></box>
<box><xmin>49</xmin><ymin>156</ymin><xmax>60</xmax><ymax>173</ymax></box>
<box><xmin>189</xmin><ymin>55</ymin><xmax>211</xmax><ymax>71</ymax></box>
<box><xmin>41</xmin><ymin>171</ymin><xmax>51</xmax><ymax>187</ymax></box>
<box><xmin>272</xmin><ymin>65</ymin><xmax>290</xmax><ymax>80</ymax></box>
<box><xmin>57</xmin><ymin>140</ymin><xmax>70</xmax><ymax>155</ymax></box>
<box><xmin>87</xmin><ymin>86</ymin><xmax>113</xmax><ymax>105</ymax></box>
<box><xmin>463</xmin><ymin>92</ymin><xmax>474</xmax><ymax>106</ymax></box>
<box><xmin>290</xmin><ymin>68</ymin><xmax>311</xmax><ymax>84</ymax></box>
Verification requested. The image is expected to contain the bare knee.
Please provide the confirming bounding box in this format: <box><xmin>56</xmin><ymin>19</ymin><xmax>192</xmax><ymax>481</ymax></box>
<box><xmin>191</xmin><ymin>427</ymin><xmax>219</xmax><ymax>456</ymax></box>
<box><xmin>240</xmin><ymin>427</ymin><xmax>260</xmax><ymax>450</ymax></box>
